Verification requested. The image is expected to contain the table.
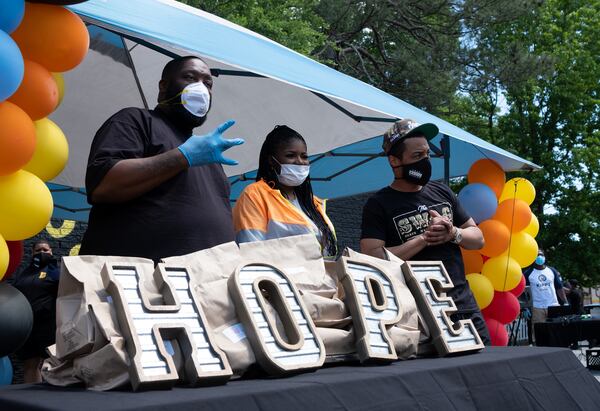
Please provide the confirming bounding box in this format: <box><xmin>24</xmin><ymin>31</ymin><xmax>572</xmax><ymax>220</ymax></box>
<box><xmin>534</xmin><ymin>318</ymin><xmax>600</xmax><ymax>347</ymax></box>
<box><xmin>1</xmin><ymin>347</ymin><xmax>600</xmax><ymax>411</ymax></box>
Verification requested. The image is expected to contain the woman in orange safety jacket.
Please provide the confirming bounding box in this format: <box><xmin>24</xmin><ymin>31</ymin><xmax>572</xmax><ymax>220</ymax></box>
<box><xmin>233</xmin><ymin>125</ymin><xmax>337</xmax><ymax>257</ymax></box>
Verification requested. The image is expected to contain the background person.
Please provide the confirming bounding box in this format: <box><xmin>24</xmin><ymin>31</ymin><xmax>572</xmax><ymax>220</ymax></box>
<box><xmin>564</xmin><ymin>279</ymin><xmax>584</xmax><ymax>315</ymax></box>
<box><xmin>9</xmin><ymin>241</ymin><xmax>60</xmax><ymax>383</ymax></box>
<box><xmin>524</xmin><ymin>249</ymin><xmax>567</xmax><ymax>324</ymax></box>
<box><xmin>360</xmin><ymin>119</ymin><xmax>490</xmax><ymax>345</ymax></box>
<box><xmin>233</xmin><ymin>125</ymin><xmax>337</xmax><ymax>257</ymax></box>
<box><xmin>79</xmin><ymin>56</ymin><xmax>244</xmax><ymax>262</ymax></box>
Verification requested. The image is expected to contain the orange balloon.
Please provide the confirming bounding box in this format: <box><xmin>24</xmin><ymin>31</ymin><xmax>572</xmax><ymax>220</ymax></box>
<box><xmin>478</xmin><ymin>219</ymin><xmax>510</xmax><ymax>257</ymax></box>
<box><xmin>494</xmin><ymin>199</ymin><xmax>532</xmax><ymax>232</ymax></box>
<box><xmin>8</xmin><ymin>59</ymin><xmax>58</xmax><ymax>120</ymax></box>
<box><xmin>0</xmin><ymin>101</ymin><xmax>36</xmax><ymax>176</ymax></box>
<box><xmin>467</xmin><ymin>159</ymin><xmax>505</xmax><ymax>198</ymax></box>
<box><xmin>11</xmin><ymin>3</ymin><xmax>89</xmax><ymax>72</ymax></box>
<box><xmin>461</xmin><ymin>248</ymin><xmax>484</xmax><ymax>274</ymax></box>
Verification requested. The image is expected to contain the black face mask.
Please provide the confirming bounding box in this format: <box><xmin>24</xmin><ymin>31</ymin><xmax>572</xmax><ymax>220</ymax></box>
<box><xmin>32</xmin><ymin>252</ymin><xmax>54</xmax><ymax>268</ymax></box>
<box><xmin>395</xmin><ymin>157</ymin><xmax>432</xmax><ymax>186</ymax></box>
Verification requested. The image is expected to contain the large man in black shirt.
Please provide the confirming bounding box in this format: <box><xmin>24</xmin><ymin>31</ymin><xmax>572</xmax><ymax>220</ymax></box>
<box><xmin>360</xmin><ymin>119</ymin><xmax>490</xmax><ymax>345</ymax></box>
<box><xmin>80</xmin><ymin>56</ymin><xmax>244</xmax><ymax>262</ymax></box>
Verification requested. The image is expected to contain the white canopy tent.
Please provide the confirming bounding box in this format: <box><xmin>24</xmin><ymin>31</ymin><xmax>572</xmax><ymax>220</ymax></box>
<box><xmin>47</xmin><ymin>0</ymin><xmax>538</xmax><ymax>220</ymax></box>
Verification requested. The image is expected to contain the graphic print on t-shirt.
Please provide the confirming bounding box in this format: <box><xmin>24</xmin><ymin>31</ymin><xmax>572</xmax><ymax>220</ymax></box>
<box><xmin>537</xmin><ymin>273</ymin><xmax>548</xmax><ymax>286</ymax></box>
<box><xmin>532</xmin><ymin>272</ymin><xmax>553</xmax><ymax>294</ymax></box>
<box><xmin>392</xmin><ymin>202</ymin><xmax>453</xmax><ymax>243</ymax></box>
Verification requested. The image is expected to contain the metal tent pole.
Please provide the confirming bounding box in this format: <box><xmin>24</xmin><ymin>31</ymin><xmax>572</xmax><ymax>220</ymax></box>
<box><xmin>442</xmin><ymin>134</ymin><xmax>450</xmax><ymax>185</ymax></box>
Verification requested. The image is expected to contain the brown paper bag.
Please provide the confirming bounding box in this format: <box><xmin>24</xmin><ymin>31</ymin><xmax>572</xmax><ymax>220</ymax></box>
<box><xmin>43</xmin><ymin>255</ymin><xmax>141</xmax><ymax>390</ymax></box>
<box><xmin>342</xmin><ymin>248</ymin><xmax>420</xmax><ymax>360</ymax></box>
<box><xmin>382</xmin><ymin>249</ymin><xmax>435</xmax><ymax>355</ymax></box>
<box><xmin>239</xmin><ymin>235</ymin><xmax>354</xmax><ymax>356</ymax></box>
<box><xmin>42</xmin><ymin>345</ymin><xmax>80</xmax><ymax>387</ymax></box>
<box><xmin>161</xmin><ymin>242</ymin><xmax>256</xmax><ymax>376</ymax></box>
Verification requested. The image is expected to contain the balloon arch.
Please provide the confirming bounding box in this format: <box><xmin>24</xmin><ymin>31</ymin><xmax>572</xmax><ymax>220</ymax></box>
<box><xmin>459</xmin><ymin>159</ymin><xmax>539</xmax><ymax>346</ymax></box>
<box><xmin>0</xmin><ymin>0</ymin><xmax>89</xmax><ymax>378</ymax></box>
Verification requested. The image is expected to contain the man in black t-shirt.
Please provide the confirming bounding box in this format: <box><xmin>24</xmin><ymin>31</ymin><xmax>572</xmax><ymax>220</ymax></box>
<box><xmin>80</xmin><ymin>56</ymin><xmax>244</xmax><ymax>262</ymax></box>
<box><xmin>10</xmin><ymin>241</ymin><xmax>60</xmax><ymax>383</ymax></box>
<box><xmin>360</xmin><ymin>119</ymin><xmax>490</xmax><ymax>345</ymax></box>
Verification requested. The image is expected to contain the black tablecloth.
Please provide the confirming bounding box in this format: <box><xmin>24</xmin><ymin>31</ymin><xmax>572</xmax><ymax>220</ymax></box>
<box><xmin>535</xmin><ymin>319</ymin><xmax>600</xmax><ymax>347</ymax></box>
<box><xmin>1</xmin><ymin>347</ymin><xmax>599</xmax><ymax>411</ymax></box>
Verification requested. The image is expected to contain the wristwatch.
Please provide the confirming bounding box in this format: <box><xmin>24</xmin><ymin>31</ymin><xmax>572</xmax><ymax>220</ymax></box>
<box><xmin>451</xmin><ymin>227</ymin><xmax>462</xmax><ymax>244</ymax></box>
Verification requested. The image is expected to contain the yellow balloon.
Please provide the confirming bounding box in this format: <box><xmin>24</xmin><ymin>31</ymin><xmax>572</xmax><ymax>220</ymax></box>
<box><xmin>51</xmin><ymin>72</ymin><xmax>65</xmax><ymax>106</ymax></box>
<box><xmin>0</xmin><ymin>170</ymin><xmax>53</xmax><ymax>240</ymax></box>
<box><xmin>524</xmin><ymin>213</ymin><xmax>539</xmax><ymax>238</ymax></box>
<box><xmin>499</xmin><ymin>177</ymin><xmax>536</xmax><ymax>205</ymax></box>
<box><xmin>482</xmin><ymin>255</ymin><xmax>522</xmax><ymax>291</ymax></box>
<box><xmin>0</xmin><ymin>234</ymin><xmax>8</xmax><ymax>281</ymax></box>
<box><xmin>502</xmin><ymin>231</ymin><xmax>538</xmax><ymax>268</ymax></box>
<box><xmin>23</xmin><ymin>118</ymin><xmax>69</xmax><ymax>182</ymax></box>
<box><xmin>466</xmin><ymin>273</ymin><xmax>495</xmax><ymax>309</ymax></box>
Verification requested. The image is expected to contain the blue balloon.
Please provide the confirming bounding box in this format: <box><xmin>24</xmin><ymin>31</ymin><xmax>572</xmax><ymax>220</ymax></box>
<box><xmin>458</xmin><ymin>183</ymin><xmax>498</xmax><ymax>223</ymax></box>
<box><xmin>0</xmin><ymin>30</ymin><xmax>24</xmax><ymax>101</ymax></box>
<box><xmin>0</xmin><ymin>356</ymin><xmax>13</xmax><ymax>385</ymax></box>
<box><xmin>0</xmin><ymin>0</ymin><xmax>25</xmax><ymax>34</ymax></box>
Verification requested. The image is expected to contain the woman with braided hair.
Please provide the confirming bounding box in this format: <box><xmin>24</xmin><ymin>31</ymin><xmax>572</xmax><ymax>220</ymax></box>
<box><xmin>233</xmin><ymin>125</ymin><xmax>337</xmax><ymax>257</ymax></box>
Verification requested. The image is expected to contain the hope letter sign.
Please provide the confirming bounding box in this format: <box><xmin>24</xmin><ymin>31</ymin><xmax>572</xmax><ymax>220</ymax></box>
<box><xmin>338</xmin><ymin>256</ymin><xmax>402</xmax><ymax>363</ymax></box>
<box><xmin>101</xmin><ymin>262</ymin><xmax>232</xmax><ymax>391</ymax></box>
<box><xmin>94</xmin><ymin>255</ymin><xmax>482</xmax><ymax>390</ymax></box>
<box><xmin>228</xmin><ymin>263</ymin><xmax>325</xmax><ymax>374</ymax></box>
<box><xmin>401</xmin><ymin>261</ymin><xmax>484</xmax><ymax>355</ymax></box>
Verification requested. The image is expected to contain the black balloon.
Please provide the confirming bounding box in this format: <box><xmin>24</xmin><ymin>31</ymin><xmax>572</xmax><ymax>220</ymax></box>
<box><xmin>26</xmin><ymin>1</ymin><xmax>89</xmax><ymax>5</ymax></box>
<box><xmin>0</xmin><ymin>283</ymin><xmax>33</xmax><ymax>357</ymax></box>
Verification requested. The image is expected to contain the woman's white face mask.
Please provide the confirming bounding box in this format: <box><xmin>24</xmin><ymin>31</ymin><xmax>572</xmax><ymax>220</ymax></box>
<box><xmin>273</xmin><ymin>157</ymin><xmax>310</xmax><ymax>187</ymax></box>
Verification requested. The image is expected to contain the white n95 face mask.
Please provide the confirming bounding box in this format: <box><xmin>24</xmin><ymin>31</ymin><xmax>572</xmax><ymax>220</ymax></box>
<box><xmin>180</xmin><ymin>81</ymin><xmax>211</xmax><ymax>117</ymax></box>
<box><xmin>273</xmin><ymin>158</ymin><xmax>310</xmax><ymax>187</ymax></box>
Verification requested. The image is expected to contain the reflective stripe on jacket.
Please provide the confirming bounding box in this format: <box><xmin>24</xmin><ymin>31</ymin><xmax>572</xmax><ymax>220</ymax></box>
<box><xmin>233</xmin><ymin>180</ymin><xmax>336</xmax><ymax>252</ymax></box>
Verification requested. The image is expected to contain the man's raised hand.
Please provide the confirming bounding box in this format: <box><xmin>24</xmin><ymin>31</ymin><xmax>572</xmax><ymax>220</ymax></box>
<box><xmin>178</xmin><ymin>120</ymin><xmax>245</xmax><ymax>167</ymax></box>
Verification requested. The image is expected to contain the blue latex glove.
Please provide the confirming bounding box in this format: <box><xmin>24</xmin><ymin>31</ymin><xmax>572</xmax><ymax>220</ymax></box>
<box><xmin>178</xmin><ymin>120</ymin><xmax>244</xmax><ymax>166</ymax></box>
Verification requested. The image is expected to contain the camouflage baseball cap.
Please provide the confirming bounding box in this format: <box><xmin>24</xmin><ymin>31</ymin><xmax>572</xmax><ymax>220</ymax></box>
<box><xmin>382</xmin><ymin>119</ymin><xmax>439</xmax><ymax>154</ymax></box>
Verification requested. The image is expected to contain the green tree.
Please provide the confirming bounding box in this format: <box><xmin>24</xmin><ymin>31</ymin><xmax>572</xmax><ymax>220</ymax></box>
<box><xmin>458</xmin><ymin>0</ymin><xmax>600</xmax><ymax>284</ymax></box>
<box><xmin>312</xmin><ymin>1</ymin><xmax>547</xmax><ymax>115</ymax></box>
<box><xmin>182</xmin><ymin>1</ymin><xmax>534</xmax><ymax>115</ymax></box>
<box><xmin>311</xmin><ymin>0</ymin><xmax>462</xmax><ymax>113</ymax></box>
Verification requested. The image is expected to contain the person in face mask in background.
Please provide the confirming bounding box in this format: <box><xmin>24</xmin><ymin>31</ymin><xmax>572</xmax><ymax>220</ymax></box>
<box><xmin>360</xmin><ymin>119</ymin><xmax>489</xmax><ymax>344</ymax></box>
<box><xmin>80</xmin><ymin>56</ymin><xmax>244</xmax><ymax>262</ymax></box>
<box><xmin>233</xmin><ymin>125</ymin><xmax>337</xmax><ymax>257</ymax></box>
<box><xmin>10</xmin><ymin>241</ymin><xmax>60</xmax><ymax>383</ymax></box>
<box><xmin>524</xmin><ymin>249</ymin><xmax>567</xmax><ymax>325</ymax></box>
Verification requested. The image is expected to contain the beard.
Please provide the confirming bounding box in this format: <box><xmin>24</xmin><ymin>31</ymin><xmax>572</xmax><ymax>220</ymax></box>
<box><xmin>159</xmin><ymin>83</ymin><xmax>208</xmax><ymax>130</ymax></box>
<box><xmin>170</xmin><ymin>104</ymin><xmax>208</xmax><ymax>130</ymax></box>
